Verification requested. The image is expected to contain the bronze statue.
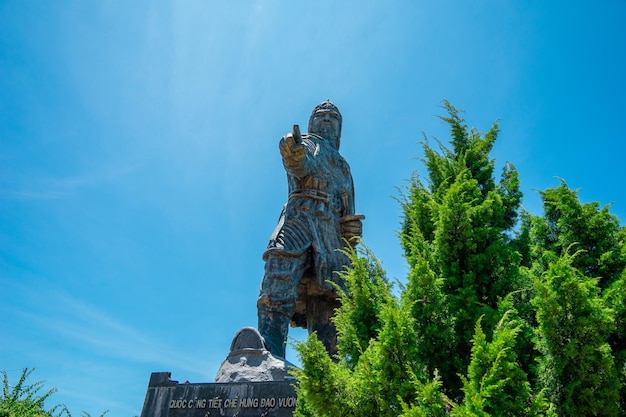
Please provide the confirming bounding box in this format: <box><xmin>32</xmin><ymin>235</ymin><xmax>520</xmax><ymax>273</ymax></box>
<box><xmin>257</xmin><ymin>100</ymin><xmax>364</xmax><ymax>359</ymax></box>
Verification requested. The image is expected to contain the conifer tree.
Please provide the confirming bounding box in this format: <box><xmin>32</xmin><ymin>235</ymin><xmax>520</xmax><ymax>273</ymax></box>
<box><xmin>293</xmin><ymin>247</ymin><xmax>450</xmax><ymax>417</ymax></box>
<box><xmin>604</xmin><ymin>272</ymin><xmax>626</xmax><ymax>413</ymax></box>
<box><xmin>294</xmin><ymin>103</ymin><xmax>626</xmax><ymax>416</ymax></box>
<box><xmin>532</xmin><ymin>251</ymin><xmax>620</xmax><ymax>416</ymax></box>
<box><xmin>527</xmin><ymin>181</ymin><xmax>626</xmax><ymax>414</ymax></box>
<box><xmin>400</xmin><ymin>101</ymin><xmax>524</xmax><ymax>397</ymax></box>
<box><xmin>451</xmin><ymin>311</ymin><xmax>547</xmax><ymax>417</ymax></box>
<box><xmin>333</xmin><ymin>245</ymin><xmax>393</xmax><ymax>369</ymax></box>
<box><xmin>400</xmin><ymin>211</ymin><xmax>455</xmax><ymax>396</ymax></box>
<box><xmin>295</xmin><ymin>102</ymin><xmax>531</xmax><ymax>415</ymax></box>
<box><xmin>528</xmin><ymin>180</ymin><xmax>626</xmax><ymax>289</ymax></box>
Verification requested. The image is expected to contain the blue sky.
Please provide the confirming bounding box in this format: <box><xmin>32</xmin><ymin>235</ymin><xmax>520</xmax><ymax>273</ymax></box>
<box><xmin>1</xmin><ymin>2</ymin><xmax>625</xmax><ymax>416</ymax></box>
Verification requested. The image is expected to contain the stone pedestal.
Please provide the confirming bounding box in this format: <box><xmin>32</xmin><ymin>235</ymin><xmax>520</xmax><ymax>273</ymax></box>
<box><xmin>139</xmin><ymin>328</ymin><xmax>298</xmax><ymax>417</ymax></box>
<box><xmin>139</xmin><ymin>372</ymin><xmax>297</xmax><ymax>417</ymax></box>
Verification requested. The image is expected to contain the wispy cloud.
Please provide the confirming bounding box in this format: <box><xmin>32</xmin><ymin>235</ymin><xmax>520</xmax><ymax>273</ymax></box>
<box><xmin>0</xmin><ymin>189</ymin><xmax>72</xmax><ymax>200</ymax></box>
<box><xmin>0</xmin><ymin>164</ymin><xmax>137</xmax><ymax>201</ymax></box>
<box><xmin>3</xmin><ymin>283</ymin><xmax>208</xmax><ymax>377</ymax></box>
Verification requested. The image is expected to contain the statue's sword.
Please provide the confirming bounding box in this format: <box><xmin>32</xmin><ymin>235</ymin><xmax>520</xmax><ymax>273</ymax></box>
<box><xmin>293</xmin><ymin>124</ymin><xmax>301</xmax><ymax>144</ymax></box>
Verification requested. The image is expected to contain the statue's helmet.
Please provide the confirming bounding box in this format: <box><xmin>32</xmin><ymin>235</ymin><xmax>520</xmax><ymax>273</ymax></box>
<box><xmin>308</xmin><ymin>100</ymin><xmax>342</xmax><ymax>148</ymax></box>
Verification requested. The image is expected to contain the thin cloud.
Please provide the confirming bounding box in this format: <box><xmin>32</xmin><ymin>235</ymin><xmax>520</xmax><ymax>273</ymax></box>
<box><xmin>6</xmin><ymin>288</ymin><xmax>208</xmax><ymax>376</ymax></box>
<box><xmin>0</xmin><ymin>164</ymin><xmax>137</xmax><ymax>201</ymax></box>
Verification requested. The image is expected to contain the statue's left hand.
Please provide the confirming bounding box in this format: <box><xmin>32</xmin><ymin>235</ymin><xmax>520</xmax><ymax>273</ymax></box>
<box><xmin>340</xmin><ymin>214</ymin><xmax>365</xmax><ymax>246</ymax></box>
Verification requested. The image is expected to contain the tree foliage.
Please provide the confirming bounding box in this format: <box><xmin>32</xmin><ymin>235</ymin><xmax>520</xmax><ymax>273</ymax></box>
<box><xmin>527</xmin><ymin>181</ymin><xmax>626</xmax><ymax>415</ymax></box>
<box><xmin>0</xmin><ymin>369</ymin><xmax>108</xmax><ymax>417</ymax></box>
<box><xmin>604</xmin><ymin>271</ymin><xmax>626</xmax><ymax>413</ymax></box>
<box><xmin>293</xmin><ymin>246</ymin><xmax>445</xmax><ymax>417</ymax></box>
<box><xmin>400</xmin><ymin>100</ymin><xmax>525</xmax><ymax>397</ymax></box>
<box><xmin>451</xmin><ymin>311</ymin><xmax>547</xmax><ymax>417</ymax></box>
<box><xmin>532</xmin><ymin>251</ymin><xmax>620</xmax><ymax>416</ymax></box>
<box><xmin>334</xmin><ymin>245</ymin><xmax>393</xmax><ymax>369</ymax></box>
<box><xmin>0</xmin><ymin>368</ymin><xmax>65</xmax><ymax>417</ymax></box>
<box><xmin>528</xmin><ymin>180</ymin><xmax>626</xmax><ymax>289</ymax></box>
<box><xmin>294</xmin><ymin>102</ymin><xmax>625</xmax><ymax>416</ymax></box>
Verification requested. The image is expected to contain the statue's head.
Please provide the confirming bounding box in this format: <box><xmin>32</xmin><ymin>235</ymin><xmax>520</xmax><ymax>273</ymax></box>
<box><xmin>308</xmin><ymin>100</ymin><xmax>342</xmax><ymax>149</ymax></box>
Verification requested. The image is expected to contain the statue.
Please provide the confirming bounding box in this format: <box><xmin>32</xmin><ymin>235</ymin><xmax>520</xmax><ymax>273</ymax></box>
<box><xmin>257</xmin><ymin>100</ymin><xmax>364</xmax><ymax>359</ymax></box>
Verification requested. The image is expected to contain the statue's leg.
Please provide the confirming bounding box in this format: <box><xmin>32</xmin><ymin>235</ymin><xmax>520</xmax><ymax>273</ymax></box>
<box><xmin>307</xmin><ymin>296</ymin><xmax>341</xmax><ymax>358</ymax></box>
<box><xmin>257</xmin><ymin>253</ymin><xmax>307</xmax><ymax>358</ymax></box>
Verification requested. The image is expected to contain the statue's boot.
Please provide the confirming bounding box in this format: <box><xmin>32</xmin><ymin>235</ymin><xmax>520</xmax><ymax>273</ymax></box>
<box><xmin>258</xmin><ymin>311</ymin><xmax>290</xmax><ymax>359</ymax></box>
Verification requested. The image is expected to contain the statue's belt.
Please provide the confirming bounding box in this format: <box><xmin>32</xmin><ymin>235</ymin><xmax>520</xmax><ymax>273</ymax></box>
<box><xmin>288</xmin><ymin>189</ymin><xmax>330</xmax><ymax>203</ymax></box>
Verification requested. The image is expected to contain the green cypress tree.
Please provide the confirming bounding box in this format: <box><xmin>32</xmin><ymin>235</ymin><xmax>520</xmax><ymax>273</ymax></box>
<box><xmin>398</xmin><ymin>371</ymin><xmax>451</xmax><ymax>417</ymax></box>
<box><xmin>353</xmin><ymin>299</ymin><xmax>424</xmax><ymax>415</ymax></box>
<box><xmin>334</xmin><ymin>245</ymin><xmax>393</xmax><ymax>369</ymax></box>
<box><xmin>294</xmin><ymin>246</ymin><xmax>450</xmax><ymax>417</ymax></box>
<box><xmin>451</xmin><ymin>311</ymin><xmax>548</xmax><ymax>417</ymax></box>
<box><xmin>294</xmin><ymin>334</ymin><xmax>353</xmax><ymax>417</ymax></box>
<box><xmin>529</xmin><ymin>180</ymin><xmax>626</xmax><ymax>289</ymax></box>
<box><xmin>400</xmin><ymin>210</ymin><xmax>455</xmax><ymax>396</ymax></box>
<box><xmin>294</xmin><ymin>103</ymin><xmax>626</xmax><ymax>416</ymax></box>
<box><xmin>532</xmin><ymin>251</ymin><xmax>620</xmax><ymax>416</ymax></box>
<box><xmin>604</xmin><ymin>271</ymin><xmax>626</xmax><ymax>414</ymax></box>
<box><xmin>528</xmin><ymin>181</ymin><xmax>626</xmax><ymax>413</ymax></box>
<box><xmin>400</xmin><ymin>101</ymin><xmax>525</xmax><ymax>398</ymax></box>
